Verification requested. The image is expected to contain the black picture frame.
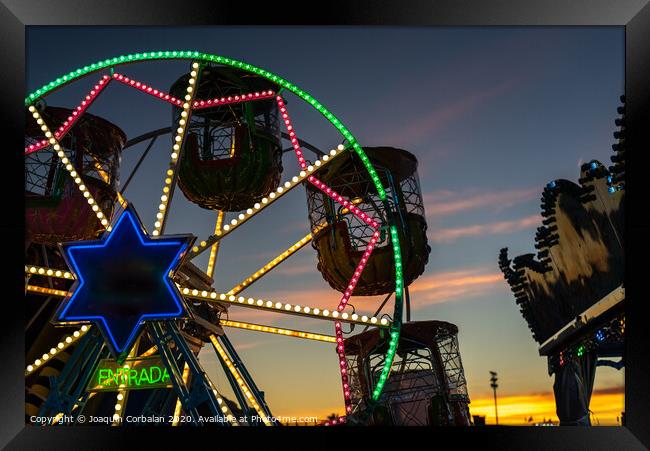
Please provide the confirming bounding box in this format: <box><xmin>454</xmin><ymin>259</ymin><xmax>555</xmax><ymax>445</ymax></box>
<box><xmin>2</xmin><ymin>1</ymin><xmax>648</xmax><ymax>449</ymax></box>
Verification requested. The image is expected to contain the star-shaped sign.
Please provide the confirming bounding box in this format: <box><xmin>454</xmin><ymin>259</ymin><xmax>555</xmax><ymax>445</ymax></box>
<box><xmin>55</xmin><ymin>204</ymin><xmax>194</xmax><ymax>359</ymax></box>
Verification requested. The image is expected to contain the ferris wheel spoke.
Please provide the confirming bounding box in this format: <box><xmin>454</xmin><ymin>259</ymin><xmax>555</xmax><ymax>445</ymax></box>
<box><xmin>138</xmin><ymin>345</ymin><xmax>158</xmax><ymax>358</ymax></box>
<box><xmin>152</xmin><ymin>61</ymin><xmax>202</xmax><ymax>236</ymax></box>
<box><xmin>226</xmin><ymin>225</ymin><xmax>325</xmax><ymax>296</ymax></box>
<box><xmin>25</xmin><ymin>325</ymin><xmax>90</xmax><ymax>375</ymax></box>
<box><xmin>25</xmin><ymin>75</ymin><xmax>112</xmax><ymax>155</ymax></box>
<box><xmin>25</xmin><ymin>265</ymin><xmax>75</xmax><ymax>280</ymax></box>
<box><xmin>225</xmin><ymin>203</ymin><xmax>362</xmax><ymax>297</ymax></box>
<box><xmin>193</xmin><ymin>90</ymin><xmax>276</xmax><ymax>109</ymax></box>
<box><xmin>180</xmin><ymin>287</ymin><xmax>390</xmax><ymax>328</ymax></box>
<box><xmin>188</xmin><ymin>147</ymin><xmax>346</xmax><ymax>260</ymax></box>
<box><xmin>209</xmin><ymin>334</ymin><xmax>272</xmax><ymax>426</ymax></box>
<box><xmin>220</xmin><ymin>319</ymin><xmax>336</xmax><ymax>343</ymax></box>
<box><xmin>205</xmin><ymin>210</ymin><xmax>225</xmax><ymax>279</ymax></box>
<box><xmin>28</xmin><ymin>106</ymin><xmax>112</xmax><ymax>231</ymax></box>
<box><xmin>26</xmin><ymin>284</ymin><xmax>72</xmax><ymax>297</ymax></box>
<box><xmin>92</xmin><ymin>157</ymin><xmax>127</xmax><ymax>210</ymax></box>
<box><xmin>111</xmin><ymin>73</ymin><xmax>184</xmax><ymax>107</ymax></box>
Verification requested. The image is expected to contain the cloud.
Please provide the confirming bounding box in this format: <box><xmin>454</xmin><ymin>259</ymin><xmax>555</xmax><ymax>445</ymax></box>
<box><xmin>409</xmin><ymin>267</ymin><xmax>504</xmax><ymax>306</ymax></box>
<box><xmin>384</xmin><ymin>78</ymin><xmax>520</xmax><ymax>147</ymax></box>
<box><xmin>429</xmin><ymin>214</ymin><xmax>541</xmax><ymax>244</ymax></box>
<box><xmin>423</xmin><ymin>188</ymin><xmax>539</xmax><ymax>217</ymax></box>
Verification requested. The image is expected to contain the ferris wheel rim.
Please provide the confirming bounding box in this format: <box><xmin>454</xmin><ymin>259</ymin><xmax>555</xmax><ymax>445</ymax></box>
<box><xmin>25</xmin><ymin>50</ymin><xmax>405</xmax><ymax>418</ymax></box>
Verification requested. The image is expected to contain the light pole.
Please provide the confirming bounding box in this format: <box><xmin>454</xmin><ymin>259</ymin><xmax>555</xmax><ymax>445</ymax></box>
<box><xmin>490</xmin><ymin>371</ymin><xmax>499</xmax><ymax>425</ymax></box>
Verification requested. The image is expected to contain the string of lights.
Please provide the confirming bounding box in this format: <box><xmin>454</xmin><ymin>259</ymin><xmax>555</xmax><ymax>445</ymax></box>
<box><xmin>153</xmin><ymin>62</ymin><xmax>201</xmax><ymax>236</ymax></box>
<box><xmin>28</xmin><ymin>105</ymin><xmax>112</xmax><ymax>231</ymax></box>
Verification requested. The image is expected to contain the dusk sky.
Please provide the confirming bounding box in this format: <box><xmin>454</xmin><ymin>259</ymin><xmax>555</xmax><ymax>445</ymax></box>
<box><xmin>26</xmin><ymin>26</ymin><xmax>624</xmax><ymax>424</ymax></box>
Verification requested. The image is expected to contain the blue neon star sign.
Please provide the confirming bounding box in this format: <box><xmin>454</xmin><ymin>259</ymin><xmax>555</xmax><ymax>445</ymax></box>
<box><xmin>55</xmin><ymin>205</ymin><xmax>194</xmax><ymax>359</ymax></box>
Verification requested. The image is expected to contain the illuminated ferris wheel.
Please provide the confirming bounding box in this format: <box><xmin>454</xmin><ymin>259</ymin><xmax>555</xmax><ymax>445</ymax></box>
<box><xmin>23</xmin><ymin>50</ymin><xmax>450</xmax><ymax>427</ymax></box>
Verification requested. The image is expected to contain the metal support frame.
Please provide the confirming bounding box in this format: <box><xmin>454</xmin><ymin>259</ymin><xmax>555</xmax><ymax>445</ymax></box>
<box><xmin>141</xmin><ymin>387</ymin><xmax>176</xmax><ymax>419</ymax></box>
<box><xmin>38</xmin><ymin>328</ymin><xmax>107</xmax><ymax>420</ymax></box>
<box><xmin>147</xmin><ymin>321</ymin><xmax>228</xmax><ymax>426</ymax></box>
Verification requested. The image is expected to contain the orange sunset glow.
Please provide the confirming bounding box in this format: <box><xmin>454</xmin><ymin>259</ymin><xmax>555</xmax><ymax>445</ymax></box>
<box><xmin>468</xmin><ymin>387</ymin><xmax>625</xmax><ymax>426</ymax></box>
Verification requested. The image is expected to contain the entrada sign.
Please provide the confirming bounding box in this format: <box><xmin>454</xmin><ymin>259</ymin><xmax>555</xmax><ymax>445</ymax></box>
<box><xmin>87</xmin><ymin>357</ymin><xmax>173</xmax><ymax>392</ymax></box>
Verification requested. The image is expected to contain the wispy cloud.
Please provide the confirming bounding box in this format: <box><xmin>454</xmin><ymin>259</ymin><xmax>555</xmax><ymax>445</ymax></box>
<box><xmin>429</xmin><ymin>214</ymin><xmax>541</xmax><ymax>244</ymax></box>
<box><xmin>409</xmin><ymin>267</ymin><xmax>504</xmax><ymax>306</ymax></box>
<box><xmin>383</xmin><ymin>78</ymin><xmax>520</xmax><ymax>147</ymax></box>
<box><xmin>423</xmin><ymin>188</ymin><xmax>538</xmax><ymax>217</ymax></box>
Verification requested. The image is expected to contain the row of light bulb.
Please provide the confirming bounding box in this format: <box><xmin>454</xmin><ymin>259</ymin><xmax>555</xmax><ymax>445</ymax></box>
<box><xmin>189</xmin><ymin>145</ymin><xmax>345</xmax><ymax>257</ymax></box>
<box><xmin>209</xmin><ymin>335</ymin><xmax>272</xmax><ymax>426</ymax></box>
<box><xmin>153</xmin><ymin>62</ymin><xmax>200</xmax><ymax>237</ymax></box>
<box><xmin>308</xmin><ymin>175</ymin><xmax>379</xmax><ymax>229</ymax></box>
<box><xmin>25</xmin><ymin>326</ymin><xmax>89</xmax><ymax>375</ymax></box>
<box><xmin>113</xmin><ymin>71</ymin><xmax>274</xmax><ymax>113</ymax></box>
<box><xmin>25</xmin><ymin>284</ymin><xmax>70</xmax><ymax>298</ymax></box>
<box><xmin>337</xmin><ymin>230</ymin><xmax>380</xmax><ymax>312</ymax></box>
<box><xmin>372</xmin><ymin>226</ymin><xmax>405</xmax><ymax>400</ymax></box>
<box><xmin>324</xmin><ymin>415</ymin><xmax>347</xmax><ymax>426</ymax></box>
<box><xmin>113</xmin><ymin>342</ymin><xmax>157</xmax><ymax>423</ymax></box>
<box><xmin>112</xmin><ymin>361</ymin><xmax>137</xmax><ymax>423</ymax></box>
<box><xmin>220</xmin><ymin>320</ymin><xmax>336</xmax><ymax>343</ymax></box>
<box><xmin>180</xmin><ymin>287</ymin><xmax>390</xmax><ymax>328</ymax></box>
<box><xmin>28</xmin><ymin>105</ymin><xmax>111</xmax><ymax>230</ymax></box>
<box><xmin>25</xmin><ymin>265</ymin><xmax>74</xmax><ymax>280</ymax></box>
<box><xmin>330</xmin><ymin>230</ymin><xmax>380</xmax><ymax>414</ymax></box>
<box><xmin>112</xmin><ymin>347</ymin><xmax>140</xmax><ymax>425</ymax></box>
<box><xmin>276</xmin><ymin>96</ymin><xmax>308</xmax><ymax>169</ymax></box>
<box><xmin>171</xmin><ymin>363</ymin><xmax>191</xmax><ymax>425</ymax></box>
<box><xmin>194</xmin><ymin>90</ymin><xmax>275</xmax><ymax>109</ymax></box>
<box><xmin>112</xmin><ymin>73</ymin><xmax>184</xmax><ymax>106</ymax></box>
<box><xmin>25</xmin><ymin>75</ymin><xmax>111</xmax><ymax>155</ymax></box>
<box><xmin>334</xmin><ymin>322</ymin><xmax>352</xmax><ymax>414</ymax></box>
<box><xmin>206</xmin><ymin>376</ymin><xmax>239</xmax><ymax>425</ymax></box>
<box><xmin>205</xmin><ymin>210</ymin><xmax>226</xmax><ymax>279</ymax></box>
<box><xmin>226</xmin><ymin>229</ymin><xmax>317</xmax><ymax>296</ymax></box>
<box><xmin>92</xmin><ymin>159</ymin><xmax>128</xmax><ymax>208</ymax></box>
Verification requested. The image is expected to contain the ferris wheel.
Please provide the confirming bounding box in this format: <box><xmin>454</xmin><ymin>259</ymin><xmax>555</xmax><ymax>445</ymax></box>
<box><xmin>24</xmin><ymin>51</ymin><xmax>436</xmax><ymax>426</ymax></box>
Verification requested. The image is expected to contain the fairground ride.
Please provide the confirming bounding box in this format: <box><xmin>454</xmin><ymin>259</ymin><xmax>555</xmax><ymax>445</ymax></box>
<box><xmin>24</xmin><ymin>51</ymin><xmax>470</xmax><ymax>426</ymax></box>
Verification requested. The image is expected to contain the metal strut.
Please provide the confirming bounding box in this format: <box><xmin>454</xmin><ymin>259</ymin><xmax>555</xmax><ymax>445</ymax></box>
<box><xmin>147</xmin><ymin>321</ymin><xmax>229</xmax><ymax>426</ymax></box>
